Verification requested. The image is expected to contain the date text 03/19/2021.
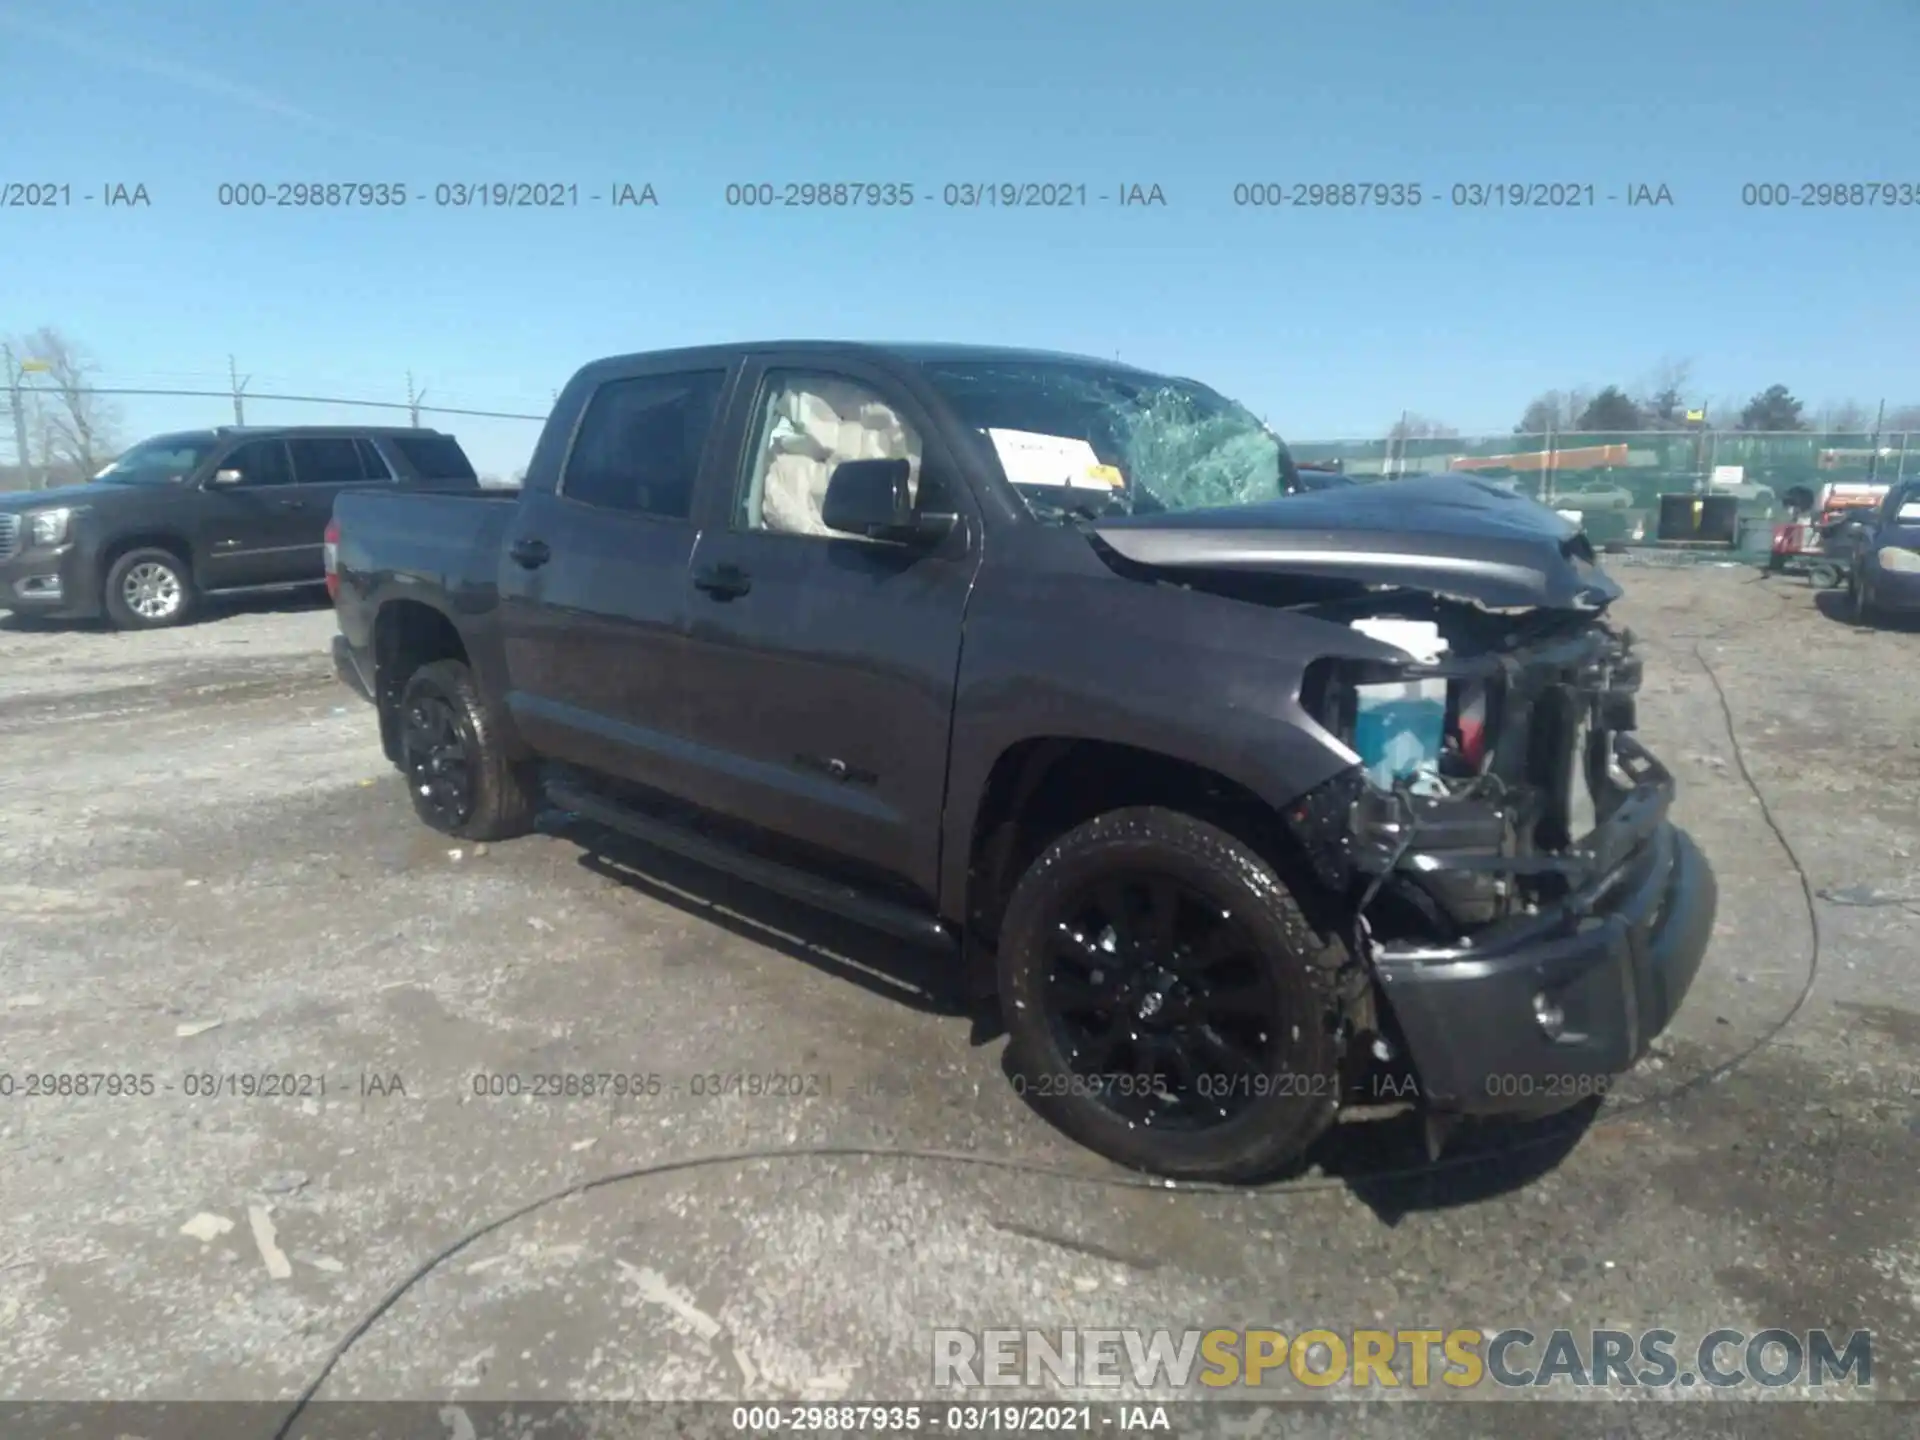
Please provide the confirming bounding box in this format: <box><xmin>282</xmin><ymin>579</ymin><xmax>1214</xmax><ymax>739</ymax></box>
<box><xmin>729</xmin><ymin>1404</ymin><xmax>1158</xmax><ymax>1433</ymax></box>
<box><xmin>1228</xmin><ymin>181</ymin><xmax>1676</xmax><ymax>207</ymax></box>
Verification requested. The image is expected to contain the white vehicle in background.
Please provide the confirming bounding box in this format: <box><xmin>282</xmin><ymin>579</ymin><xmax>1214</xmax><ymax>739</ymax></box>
<box><xmin>1550</xmin><ymin>481</ymin><xmax>1634</xmax><ymax>511</ymax></box>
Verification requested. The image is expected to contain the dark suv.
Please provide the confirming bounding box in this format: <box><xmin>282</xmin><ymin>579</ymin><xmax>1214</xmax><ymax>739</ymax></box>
<box><xmin>1844</xmin><ymin>480</ymin><xmax>1920</xmax><ymax>625</ymax></box>
<box><xmin>0</xmin><ymin>424</ymin><xmax>478</xmax><ymax>629</ymax></box>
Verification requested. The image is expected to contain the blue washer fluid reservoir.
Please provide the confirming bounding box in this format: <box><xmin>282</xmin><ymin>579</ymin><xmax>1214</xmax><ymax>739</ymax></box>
<box><xmin>1348</xmin><ymin>618</ymin><xmax>1448</xmax><ymax>789</ymax></box>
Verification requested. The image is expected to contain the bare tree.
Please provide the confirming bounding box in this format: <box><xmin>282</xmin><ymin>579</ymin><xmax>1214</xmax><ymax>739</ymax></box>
<box><xmin>16</xmin><ymin>327</ymin><xmax>120</xmax><ymax>479</ymax></box>
<box><xmin>27</xmin><ymin>391</ymin><xmax>58</xmax><ymax>485</ymax></box>
<box><xmin>1637</xmin><ymin>356</ymin><xmax>1694</xmax><ymax>426</ymax></box>
<box><xmin>1387</xmin><ymin>413</ymin><xmax>1460</xmax><ymax>440</ymax></box>
<box><xmin>1881</xmin><ymin>404</ymin><xmax>1920</xmax><ymax>432</ymax></box>
<box><xmin>1813</xmin><ymin>400</ymin><xmax>1875</xmax><ymax>433</ymax></box>
<box><xmin>1516</xmin><ymin>391</ymin><xmax>1566</xmax><ymax>433</ymax></box>
<box><xmin>1515</xmin><ymin>389</ymin><xmax>1593</xmax><ymax>433</ymax></box>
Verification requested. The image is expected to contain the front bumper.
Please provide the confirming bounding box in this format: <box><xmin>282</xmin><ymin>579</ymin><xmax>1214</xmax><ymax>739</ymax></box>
<box><xmin>332</xmin><ymin>633</ymin><xmax>375</xmax><ymax>703</ymax></box>
<box><xmin>1373</xmin><ymin>808</ymin><xmax>1715</xmax><ymax>1119</ymax></box>
<box><xmin>0</xmin><ymin>540</ymin><xmax>101</xmax><ymax>619</ymax></box>
<box><xmin>1288</xmin><ymin>615</ymin><xmax>1716</xmax><ymax>1121</ymax></box>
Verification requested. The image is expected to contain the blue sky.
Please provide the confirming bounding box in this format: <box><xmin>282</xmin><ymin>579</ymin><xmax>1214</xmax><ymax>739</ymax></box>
<box><xmin>3</xmin><ymin>0</ymin><xmax>1916</xmax><ymax>477</ymax></box>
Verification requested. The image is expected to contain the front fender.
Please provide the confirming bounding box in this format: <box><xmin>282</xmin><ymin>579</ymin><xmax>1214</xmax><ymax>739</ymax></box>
<box><xmin>935</xmin><ymin>568</ymin><xmax>1388</xmax><ymax>924</ymax></box>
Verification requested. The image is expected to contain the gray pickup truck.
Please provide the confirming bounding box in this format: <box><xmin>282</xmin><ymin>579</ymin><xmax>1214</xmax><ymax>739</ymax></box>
<box><xmin>328</xmin><ymin>341</ymin><xmax>1715</xmax><ymax>1181</ymax></box>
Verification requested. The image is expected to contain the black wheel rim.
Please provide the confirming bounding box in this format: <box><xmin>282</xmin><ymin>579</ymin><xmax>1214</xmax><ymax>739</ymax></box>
<box><xmin>1039</xmin><ymin>871</ymin><xmax>1283</xmax><ymax>1132</ymax></box>
<box><xmin>401</xmin><ymin>691</ymin><xmax>475</xmax><ymax>828</ymax></box>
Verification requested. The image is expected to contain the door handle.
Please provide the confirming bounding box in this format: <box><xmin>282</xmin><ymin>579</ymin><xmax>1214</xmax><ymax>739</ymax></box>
<box><xmin>274</xmin><ymin>498</ymin><xmax>307</xmax><ymax>509</ymax></box>
<box><xmin>692</xmin><ymin>562</ymin><xmax>751</xmax><ymax>599</ymax></box>
<box><xmin>508</xmin><ymin>538</ymin><xmax>551</xmax><ymax>569</ymax></box>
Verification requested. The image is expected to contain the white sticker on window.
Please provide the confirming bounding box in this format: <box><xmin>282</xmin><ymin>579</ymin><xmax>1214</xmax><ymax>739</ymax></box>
<box><xmin>986</xmin><ymin>428</ymin><xmax>1117</xmax><ymax>488</ymax></box>
<box><xmin>1898</xmin><ymin>502</ymin><xmax>1920</xmax><ymax>522</ymax></box>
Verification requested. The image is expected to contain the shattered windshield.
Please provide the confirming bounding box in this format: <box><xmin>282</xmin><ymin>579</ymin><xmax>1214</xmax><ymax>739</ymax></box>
<box><xmin>919</xmin><ymin>360</ymin><xmax>1301</xmax><ymax>521</ymax></box>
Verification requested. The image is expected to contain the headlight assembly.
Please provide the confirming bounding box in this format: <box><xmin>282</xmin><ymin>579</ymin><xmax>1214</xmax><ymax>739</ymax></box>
<box><xmin>1877</xmin><ymin>546</ymin><xmax>1920</xmax><ymax>573</ymax></box>
<box><xmin>27</xmin><ymin>507</ymin><xmax>75</xmax><ymax>546</ymax></box>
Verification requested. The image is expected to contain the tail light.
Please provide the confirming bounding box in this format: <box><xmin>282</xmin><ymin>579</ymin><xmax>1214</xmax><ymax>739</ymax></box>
<box><xmin>323</xmin><ymin>518</ymin><xmax>340</xmax><ymax>601</ymax></box>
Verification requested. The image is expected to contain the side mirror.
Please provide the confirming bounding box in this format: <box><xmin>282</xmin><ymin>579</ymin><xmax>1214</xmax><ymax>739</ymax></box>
<box><xmin>821</xmin><ymin>458</ymin><xmax>954</xmax><ymax>545</ymax></box>
<box><xmin>209</xmin><ymin>468</ymin><xmax>244</xmax><ymax>486</ymax></box>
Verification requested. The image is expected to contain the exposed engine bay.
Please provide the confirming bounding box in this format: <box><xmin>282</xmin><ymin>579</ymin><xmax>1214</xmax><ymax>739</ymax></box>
<box><xmin>1290</xmin><ymin>595</ymin><xmax>1651</xmax><ymax>945</ymax></box>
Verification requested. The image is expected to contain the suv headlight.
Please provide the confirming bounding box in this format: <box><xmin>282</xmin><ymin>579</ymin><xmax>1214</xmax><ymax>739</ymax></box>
<box><xmin>28</xmin><ymin>507</ymin><xmax>76</xmax><ymax>546</ymax></box>
<box><xmin>1878</xmin><ymin>546</ymin><xmax>1920</xmax><ymax>573</ymax></box>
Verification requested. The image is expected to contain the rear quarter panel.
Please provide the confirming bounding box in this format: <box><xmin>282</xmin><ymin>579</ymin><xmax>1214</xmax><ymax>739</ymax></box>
<box><xmin>331</xmin><ymin>488</ymin><xmax>517</xmax><ymax>697</ymax></box>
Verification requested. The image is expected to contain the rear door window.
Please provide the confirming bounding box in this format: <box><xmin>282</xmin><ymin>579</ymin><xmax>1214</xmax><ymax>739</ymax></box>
<box><xmin>560</xmin><ymin>371</ymin><xmax>728</xmax><ymax>520</ymax></box>
<box><xmin>355</xmin><ymin>438</ymin><xmax>396</xmax><ymax>481</ymax></box>
<box><xmin>288</xmin><ymin>437</ymin><xmax>367</xmax><ymax>486</ymax></box>
<box><xmin>389</xmin><ymin>432</ymin><xmax>478</xmax><ymax>481</ymax></box>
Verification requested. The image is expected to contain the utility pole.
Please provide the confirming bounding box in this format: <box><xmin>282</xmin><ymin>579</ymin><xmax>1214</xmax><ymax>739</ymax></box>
<box><xmin>3</xmin><ymin>344</ymin><xmax>29</xmax><ymax>491</ymax></box>
<box><xmin>406</xmin><ymin>371</ymin><xmax>425</xmax><ymax>427</ymax></box>
<box><xmin>228</xmin><ymin>355</ymin><xmax>250</xmax><ymax>425</ymax></box>
<box><xmin>1866</xmin><ymin>398</ymin><xmax>1886</xmax><ymax>484</ymax></box>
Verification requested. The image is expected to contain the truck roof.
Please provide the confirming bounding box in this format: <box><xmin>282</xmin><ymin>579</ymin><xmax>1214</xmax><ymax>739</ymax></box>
<box><xmin>578</xmin><ymin>340</ymin><xmax>1169</xmax><ymax>378</ymax></box>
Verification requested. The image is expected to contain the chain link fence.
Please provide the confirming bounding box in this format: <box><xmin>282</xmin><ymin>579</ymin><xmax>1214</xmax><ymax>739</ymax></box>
<box><xmin>1291</xmin><ymin>428</ymin><xmax>1917</xmax><ymax>551</ymax></box>
<box><xmin>1291</xmin><ymin>429</ymin><xmax>1915</xmax><ymax>500</ymax></box>
<box><xmin>1</xmin><ymin>381</ymin><xmax>550</xmax><ymax>491</ymax></box>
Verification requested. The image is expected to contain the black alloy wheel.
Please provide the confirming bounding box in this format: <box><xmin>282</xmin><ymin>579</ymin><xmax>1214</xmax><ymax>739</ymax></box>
<box><xmin>996</xmin><ymin>806</ymin><xmax>1346</xmax><ymax>1182</ymax></box>
<box><xmin>401</xmin><ymin>687</ymin><xmax>477</xmax><ymax>831</ymax></box>
<box><xmin>1039</xmin><ymin>870</ymin><xmax>1280</xmax><ymax>1130</ymax></box>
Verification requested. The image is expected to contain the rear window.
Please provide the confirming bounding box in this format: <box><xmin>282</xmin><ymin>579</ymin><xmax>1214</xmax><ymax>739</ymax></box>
<box><xmin>388</xmin><ymin>433</ymin><xmax>477</xmax><ymax>480</ymax></box>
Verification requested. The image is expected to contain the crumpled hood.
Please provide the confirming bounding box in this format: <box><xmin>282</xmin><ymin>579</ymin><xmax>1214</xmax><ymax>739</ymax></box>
<box><xmin>0</xmin><ymin>481</ymin><xmax>127</xmax><ymax>510</ymax></box>
<box><xmin>1092</xmin><ymin>473</ymin><xmax>1623</xmax><ymax>610</ymax></box>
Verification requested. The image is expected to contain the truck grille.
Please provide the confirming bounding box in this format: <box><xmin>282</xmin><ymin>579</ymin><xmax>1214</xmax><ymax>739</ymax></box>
<box><xmin>0</xmin><ymin>513</ymin><xmax>19</xmax><ymax>562</ymax></box>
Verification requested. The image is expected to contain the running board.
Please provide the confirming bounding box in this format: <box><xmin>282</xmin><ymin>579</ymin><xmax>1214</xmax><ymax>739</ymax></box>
<box><xmin>544</xmin><ymin>778</ymin><xmax>958</xmax><ymax>953</ymax></box>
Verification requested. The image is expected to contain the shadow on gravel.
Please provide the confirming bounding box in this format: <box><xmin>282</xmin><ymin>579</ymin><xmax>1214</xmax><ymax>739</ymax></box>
<box><xmin>560</xmin><ymin>815</ymin><xmax>974</xmax><ymax>1022</ymax></box>
<box><xmin>556</xmin><ymin>806</ymin><xmax>1605</xmax><ymax>1210</ymax></box>
<box><xmin>1310</xmin><ymin>1099</ymin><xmax>1603</xmax><ymax>1220</ymax></box>
<box><xmin>1814</xmin><ymin>587</ymin><xmax>1920</xmax><ymax>631</ymax></box>
<box><xmin>0</xmin><ymin>611</ymin><xmax>104</xmax><ymax>632</ymax></box>
<box><xmin>0</xmin><ymin>584</ymin><xmax>330</xmax><ymax>633</ymax></box>
<box><xmin>202</xmin><ymin>584</ymin><xmax>334</xmax><ymax>620</ymax></box>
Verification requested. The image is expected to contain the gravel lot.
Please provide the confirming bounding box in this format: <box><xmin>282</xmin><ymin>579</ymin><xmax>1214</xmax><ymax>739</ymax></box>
<box><xmin>1</xmin><ymin>568</ymin><xmax>1917</xmax><ymax>1435</ymax></box>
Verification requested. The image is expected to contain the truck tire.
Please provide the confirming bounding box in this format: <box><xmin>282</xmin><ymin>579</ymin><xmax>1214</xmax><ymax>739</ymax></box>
<box><xmin>103</xmin><ymin>547</ymin><xmax>195</xmax><ymax>630</ymax></box>
<box><xmin>1847</xmin><ymin>567</ymin><xmax>1879</xmax><ymax>626</ymax></box>
<box><xmin>995</xmin><ymin>806</ymin><xmax>1346</xmax><ymax>1182</ymax></box>
<box><xmin>396</xmin><ymin>659</ymin><xmax>539</xmax><ymax>841</ymax></box>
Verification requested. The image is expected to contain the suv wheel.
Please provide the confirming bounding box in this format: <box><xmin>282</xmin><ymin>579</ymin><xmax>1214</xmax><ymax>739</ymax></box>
<box><xmin>996</xmin><ymin>806</ymin><xmax>1346</xmax><ymax>1182</ymax></box>
<box><xmin>395</xmin><ymin>659</ymin><xmax>539</xmax><ymax>841</ymax></box>
<box><xmin>103</xmin><ymin>548</ymin><xmax>195</xmax><ymax>630</ymax></box>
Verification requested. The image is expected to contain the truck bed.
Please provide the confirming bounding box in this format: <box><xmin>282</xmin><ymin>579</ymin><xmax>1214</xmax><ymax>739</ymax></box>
<box><xmin>330</xmin><ymin>487</ymin><xmax>520</xmax><ymax>651</ymax></box>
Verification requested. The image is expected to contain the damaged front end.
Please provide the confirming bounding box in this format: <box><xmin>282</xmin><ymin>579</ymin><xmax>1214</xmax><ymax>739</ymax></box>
<box><xmin>1284</xmin><ymin>599</ymin><xmax>1717</xmax><ymax>1136</ymax></box>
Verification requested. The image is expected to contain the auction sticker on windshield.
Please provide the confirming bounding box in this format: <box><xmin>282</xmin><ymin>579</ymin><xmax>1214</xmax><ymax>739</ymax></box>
<box><xmin>986</xmin><ymin>428</ymin><xmax>1122</xmax><ymax>488</ymax></box>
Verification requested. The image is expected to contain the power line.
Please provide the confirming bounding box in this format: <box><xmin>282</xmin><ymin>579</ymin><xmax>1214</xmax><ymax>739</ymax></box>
<box><xmin>14</xmin><ymin>384</ymin><xmax>546</xmax><ymax>422</ymax></box>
